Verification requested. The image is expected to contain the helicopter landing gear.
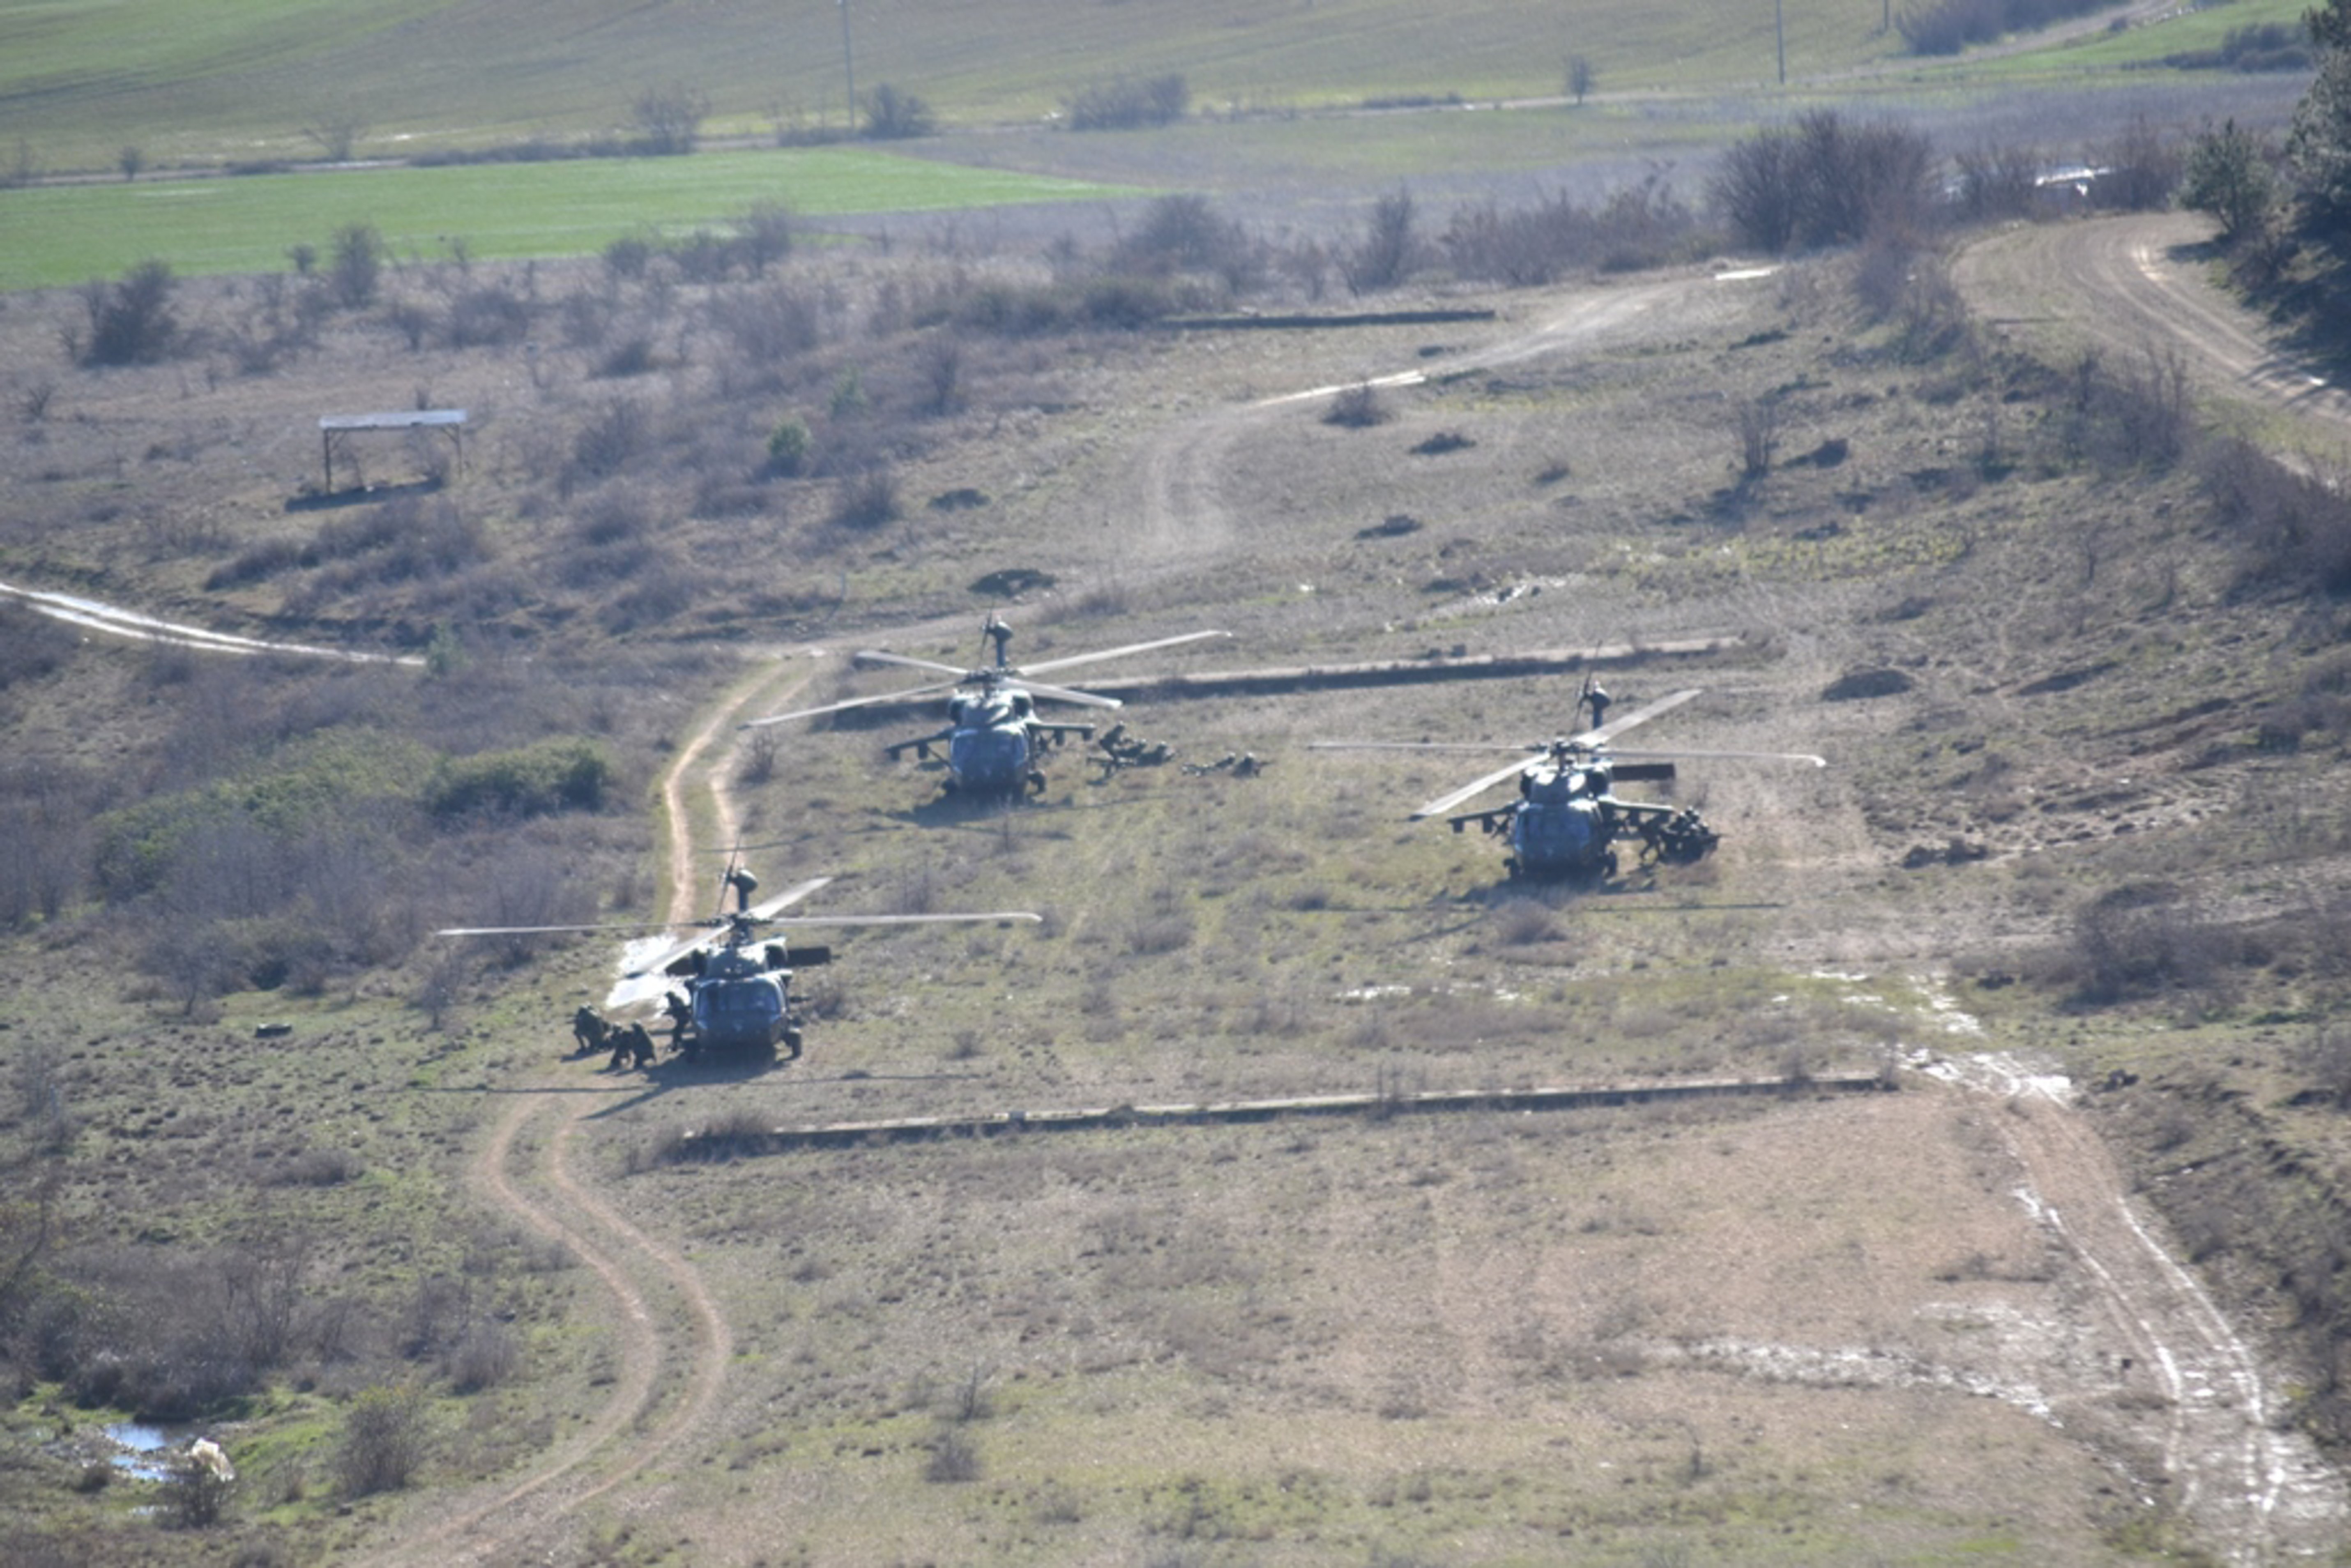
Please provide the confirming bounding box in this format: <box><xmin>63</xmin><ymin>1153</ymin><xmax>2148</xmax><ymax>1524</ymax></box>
<box><xmin>1025</xmin><ymin>769</ymin><xmax>1047</xmax><ymax>796</ymax></box>
<box><xmin>781</xmin><ymin>1027</ymin><xmax>804</xmax><ymax>1061</ymax></box>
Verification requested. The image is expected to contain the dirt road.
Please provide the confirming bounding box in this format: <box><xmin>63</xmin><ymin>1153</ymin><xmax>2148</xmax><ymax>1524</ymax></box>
<box><xmin>1917</xmin><ymin>1045</ymin><xmax>2345</xmax><ymax>1561</ymax></box>
<box><xmin>1953</xmin><ymin>210</ymin><xmax>2351</xmax><ymax>435</ymax></box>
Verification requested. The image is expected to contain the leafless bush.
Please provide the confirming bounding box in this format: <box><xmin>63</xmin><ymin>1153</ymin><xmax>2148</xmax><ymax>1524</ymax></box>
<box><xmin>923</xmin><ymin>1421</ymin><xmax>980</xmax><ymax>1481</ymax></box>
<box><xmin>2094</xmin><ymin>114</ymin><xmax>2181</xmax><ymax>212</ymax></box>
<box><xmin>1493</xmin><ymin>898</ymin><xmax>1560</xmax><ymax>945</ymax></box>
<box><xmin>829</xmin><ymin>465</ymin><xmax>899</xmax><ymax>531</ymax></box>
<box><xmin>334</xmin><ymin>1384</ymin><xmax>430</xmax><ymax>1497</ymax></box>
<box><xmin>1114</xmin><ymin>194</ymin><xmax>1252</xmax><ymax>286</ymax></box>
<box><xmin>567</xmin><ymin>398</ymin><xmax>653</xmax><ymax>488</ymax></box>
<box><xmin>1711</xmin><ymin>111</ymin><xmax>1934</xmax><ymax>252</ymax></box>
<box><xmin>1343</xmin><ymin>189</ymin><xmax>1421</xmax><ymax>295</ymax></box>
<box><xmin>862</xmin><ymin>83</ymin><xmax>935</xmax><ymax>140</ymax></box>
<box><xmin>77</xmin><ymin>260</ymin><xmax>180</xmax><ymax>366</ymax></box>
<box><xmin>167</xmin><ymin>1451</ymin><xmax>233</xmax><ymax>1528</ymax></box>
<box><xmin>329</xmin><ymin>223</ymin><xmax>383</xmax><ymax>309</ymax></box>
<box><xmin>2059</xmin><ymin>347</ymin><xmax>2195</xmax><ymax>472</ymax></box>
<box><xmin>1324</xmin><ymin>383</ymin><xmax>1389</xmax><ymax>428</ymax></box>
<box><xmin>1735</xmin><ymin>397</ymin><xmax>1780</xmax><ymax>480</ymax></box>
<box><xmin>443</xmin><ymin>285</ymin><xmax>532</xmax><ymax>348</ymax></box>
<box><xmin>1441</xmin><ymin>179</ymin><xmax>1706</xmax><ymax>284</ymax></box>
<box><xmin>445</xmin><ymin>1318</ymin><xmax>518</xmax><ymax>1393</ymax></box>
<box><xmin>2200</xmin><ymin>437</ymin><xmax>2351</xmax><ymax>593</ymax></box>
<box><xmin>2066</xmin><ymin>882</ymin><xmax>2236</xmax><ymax>1004</ymax></box>
<box><xmin>632</xmin><ymin>83</ymin><xmax>709</xmax><ymax>154</ymax></box>
<box><xmin>1067</xmin><ymin>74</ymin><xmax>1189</xmax><ymax>130</ymax></box>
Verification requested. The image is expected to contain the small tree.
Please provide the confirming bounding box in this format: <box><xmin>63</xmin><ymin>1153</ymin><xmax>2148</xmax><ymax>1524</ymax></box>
<box><xmin>2182</xmin><ymin>119</ymin><xmax>2279</xmax><ymax>242</ymax></box>
<box><xmin>863</xmin><ymin>83</ymin><xmax>935</xmax><ymax>140</ymax></box>
<box><xmin>78</xmin><ymin>260</ymin><xmax>179</xmax><ymax>366</ymax></box>
<box><xmin>334</xmin><ymin>1385</ymin><xmax>430</xmax><ymax>1497</ymax></box>
<box><xmin>117</xmin><ymin>145</ymin><xmax>144</xmax><ymax>182</ymax></box>
<box><xmin>632</xmin><ymin>83</ymin><xmax>709</xmax><ymax>154</ymax></box>
<box><xmin>1343</xmin><ymin>187</ymin><xmax>1419</xmax><ymax>294</ymax></box>
<box><xmin>2291</xmin><ymin>0</ymin><xmax>2351</xmax><ymax>243</ymax></box>
<box><xmin>301</xmin><ymin>111</ymin><xmax>368</xmax><ymax>162</ymax></box>
<box><xmin>1566</xmin><ymin>55</ymin><xmax>1596</xmax><ymax>106</ymax></box>
<box><xmin>329</xmin><ymin>223</ymin><xmax>384</xmax><ymax>309</ymax></box>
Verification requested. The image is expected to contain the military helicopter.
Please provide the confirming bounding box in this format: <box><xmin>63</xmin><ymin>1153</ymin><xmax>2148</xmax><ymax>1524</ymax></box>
<box><xmin>1315</xmin><ymin>679</ymin><xmax>1825</xmax><ymax>881</ymax></box>
<box><xmin>745</xmin><ymin>615</ymin><xmax>1230</xmax><ymax>797</ymax></box>
<box><xmin>439</xmin><ymin>857</ymin><xmax>1039</xmax><ymax>1064</ymax></box>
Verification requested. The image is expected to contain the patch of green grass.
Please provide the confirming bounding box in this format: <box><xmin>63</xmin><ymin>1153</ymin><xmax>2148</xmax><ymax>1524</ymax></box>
<box><xmin>0</xmin><ymin>149</ymin><xmax>1136</xmax><ymax>291</ymax></box>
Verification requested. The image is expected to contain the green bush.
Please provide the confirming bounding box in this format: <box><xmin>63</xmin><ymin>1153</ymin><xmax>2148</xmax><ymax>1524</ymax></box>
<box><xmin>766</xmin><ymin>417</ymin><xmax>811</xmax><ymax>476</ymax></box>
<box><xmin>425</xmin><ymin>737</ymin><xmax>612</xmax><ymax>821</ymax></box>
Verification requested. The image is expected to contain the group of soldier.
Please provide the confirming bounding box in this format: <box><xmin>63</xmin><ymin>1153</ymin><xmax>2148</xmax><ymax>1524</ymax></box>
<box><xmin>569</xmin><ymin>992</ymin><xmax>694</xmax><ymax>1072</ymax></box>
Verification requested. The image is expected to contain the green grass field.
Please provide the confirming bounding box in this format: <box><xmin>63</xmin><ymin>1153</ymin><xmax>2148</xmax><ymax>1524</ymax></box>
<box><xmin>6</xmin><ymin>0</ymin><xmax>2288</xmax><ymax>179</ymax></box>
<box><xmin>0</xmin><ymin>148</ymin><xmax>1135</xmax><ymax>292</ymax></box>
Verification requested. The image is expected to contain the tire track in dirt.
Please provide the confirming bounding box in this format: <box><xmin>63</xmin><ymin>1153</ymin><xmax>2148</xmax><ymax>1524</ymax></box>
<box><xmin>1919</xmin><ymin>1050</ymin><xmax>2346</xmax><ymax>1563</ymax></box>
<box><xmin>1122</xmin><ymin>272</ymin><xmax>1750</xmax><ymax>565</ymax></box>
<box><xmin>363</xmin><ymin>658</ymin><xmax>816</xmax><ymax>1565</ymax></box>
<box><xmin>1953</xmin><ymin>212</ymin><xmax>2351</xmax><ymax>434</ymax></box>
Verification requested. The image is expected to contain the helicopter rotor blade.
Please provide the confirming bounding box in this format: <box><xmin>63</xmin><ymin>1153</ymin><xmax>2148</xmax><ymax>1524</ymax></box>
<box><xmin>766</xmin><ymin>911</ymin><xmax>1043</xmax><ymax>928</ymax></box>
<box><xmin>741</xmin><ymin>677</ymin><xmax>964</xmax><ymax>728</ymax></box>
<box><xmin>1573</xmin><ymin>687</ymin><xmax>1702</xmax><ymax>748</ymax></box>
<box><xmin>1411</xmin><ymin>754</ymin><xmax>1545</xmax><ymax>820</ymax></box>
<box><xmin>742</xmin><ymin>876</ymin><xmax>836</xmax><ymax>921</ymax></box>
<box><xmin>853</xmin><ymin>648</ymin><xmax>974</xmax><ymax>677</ymax></box>
<box><xmin>1013</xmin><ymin>679</ymin><xmax>1124</xmax><ymax>710</ymax></box>
<box><xmin>1605</xmin><ymin>746</ymin><xmax>1828</xmax><ymax>767</ymax></box>
<box><xmin>435</xmin><ymin>919</ymin><xmax>709</xmax><ymax>938</ymax></box>
<box><xmin>1019</xmin><ymin>629</ymin><xmax>1233</xmax><ymax>677</ymax></box>
<box><xmin>1309</xmin><ymin>740</ymin><xmax>1546</xmax><ymax>756</ymax></box>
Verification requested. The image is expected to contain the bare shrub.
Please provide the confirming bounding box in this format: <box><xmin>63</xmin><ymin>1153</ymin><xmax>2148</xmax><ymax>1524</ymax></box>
<box><xmin>1342</xmin><ymin>188</ymin><xmax>1421</xmax><ymax>294</ymax></box>
<box><xmin>168</xmin><ymin>1451</ymin><xmax>233</xmax><ymax>1528</ymax></box>
<box><xmin>924</xmin><ymin>1422</ymin><xmax>980</xmax><ymax>1482</ymax></box>
<box><xmin>2066</xmin><ymin>883</ymin><xmax>2235</xmax><ymax>1004</ymax></box>
<box><xmin>2095</xmin><ymin>114</ymin><xmax>2181</xmax><ymax>212</ymax></box>
<box><xmin>78</xmin><ymin>260</ymin><xmax>180</xmax><ymax>366</ymax></box>
<box><xmin>1068</xmin><ymin>74</ymin><xmax>1189</xmax><ymax>130</ymax></box>
<box><xmin>1735</xmin><ymin>397</ymin><xmax>1780</xmax><ymax>479</ymax></box>
<box><xmin>1711</xmin><ymin>111</ymin><xmax>1933</xmax><ymax>252</ymax></box>
<box><xmin>863</xmin><ymin>83</ymin><xmax>935</xmax><ymax>140</ymax></box>
<box><xmin>2201</xmin><ymin>438</ymin><xmax>2351</xmax><ymax>593</ymax></box>
<box><xmin>2059</xmin><ymin>348</ymin><xmax>2194</xmax><ymax>472</ymax></box>
<box><xmin>329</xmin><ymin>223</ymin><xmax>384</xmax><ymax>309</ymax></box>
<box><xmin>632</xmin><ymin>83</ymin><xmax>709</xmax><ymax>154</ymax></box>
<box><xmin>1114</xmin><ymin>194</ymin><xmax>1249</xmax><ymax>283</ymax></box>
<box><xmin>443</xmin><ymin>285</ymin><xmax>532</xmax><ymax>348</ymax></box>
<box><xmin>829</xmin><ymin>465</ymin><xmax>899</xmax><ymax>531</ymax></box>
<box><xmin>334</xmin><ymin>1384</ymin><xmax>431</xmax><ymax>1497</ymax></box>
<box><xmin>1324</xmin><ymin>384</ymin><xmax>1389</xmax><ymax>428</ymax></box>
<box><xmin>1949</xmin><ymin>142</ymin><xmax>2045</xmax><ymax>223</ymax></box>
<box><xmin>568</xmin><ymin>398</ymin><xmax>652</xmax><ymax>488</ymax></box>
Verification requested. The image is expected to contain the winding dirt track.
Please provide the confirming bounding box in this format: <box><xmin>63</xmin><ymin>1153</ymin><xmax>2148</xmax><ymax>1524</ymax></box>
<box><xmin>1952</xmin><ymin>210</ymin><xmax>2351</xmax><ymax>435</ymax></box>
<box><xmin>1918</xmin><ymin>1048</ymin><xmax>2345</xmax><ymax>1562</ymax></box>
<box><xmin>40</xmin><ymin>223</ymin><xmax>2342</xmax><ymax>1559</ymax></box>
<box><xmin>357</xmin><ymin>660</ymin><xmax>811</xmax><ymax>1566</ymax></box>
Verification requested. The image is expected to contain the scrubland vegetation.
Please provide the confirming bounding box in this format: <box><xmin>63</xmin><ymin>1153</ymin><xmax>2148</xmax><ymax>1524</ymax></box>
<box><xmin>7</xmin><ymin>0</ymin><xmax>2351</xmax><ymax>1560</ymax></box>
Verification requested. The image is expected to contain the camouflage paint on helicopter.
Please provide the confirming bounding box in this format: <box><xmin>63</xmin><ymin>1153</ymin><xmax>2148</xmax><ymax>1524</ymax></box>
<box><xmin>1316</xmin><ymin>680</ymin><xmax>1824</xmax><ymax>882</ymax></box>
<box><xmin>746</xmin><ymin>616</ymin><xmax>1231</xmax><ymax>798</ymax></box>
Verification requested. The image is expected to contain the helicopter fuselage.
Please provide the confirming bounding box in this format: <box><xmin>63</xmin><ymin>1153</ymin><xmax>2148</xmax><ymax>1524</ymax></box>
<box><xmin>669</xmin><ymin>942</ymin><xmax>811</xmax><ymax>1059</ymax></box>
<box><xmin>944</xmin><ymin>691</ymin><xmax>1042</xmax><ymax>795</ymax></box>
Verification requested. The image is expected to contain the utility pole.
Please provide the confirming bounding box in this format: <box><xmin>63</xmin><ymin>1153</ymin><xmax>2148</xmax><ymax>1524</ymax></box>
<box><xmin>840</xmin><ymin>0</ymin><xmax>857</xmax><ymax>131</ymax></box>
<box><xmin>1775</xmin><ymin>0</ymin><xmax>1786</xmax><ymax>85</ymax></box>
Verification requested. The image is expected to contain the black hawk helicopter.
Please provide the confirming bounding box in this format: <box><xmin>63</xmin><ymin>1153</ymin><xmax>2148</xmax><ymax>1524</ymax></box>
<box><xmin>745</xmin><ymin>616</ymin><xmax>1230</xmax><ymax>797</ymax></box>
<box><xmin>439</xmin><ymin>858</ymin><xmax>1039</xmax><ymax>1064</ymax></box>
<box><xmin>1315</xmin><ymin>679</ymin><xmax>1825</xmax><ymax>881</ymax></box>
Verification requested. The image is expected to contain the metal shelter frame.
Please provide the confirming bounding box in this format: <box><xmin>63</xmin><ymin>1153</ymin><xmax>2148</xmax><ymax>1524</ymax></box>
<box><xmin>318</xmin><ymin>409</ymin><xmax>466</xmax><ymax>492</ymax></box>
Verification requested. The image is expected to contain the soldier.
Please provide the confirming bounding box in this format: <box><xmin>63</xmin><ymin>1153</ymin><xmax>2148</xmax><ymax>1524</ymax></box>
<box><xmin>571</xmin><ymin>1006</ymin><xmax>608</xmax><ymax>1059</ymax></box>
<box><xmin>662</xmin><ymin>990</ymin><xmax>693</xmax><ymax>1050</ymax></box>
<box><xmin>627</xmin><ymin>1021</ymin><xmax>656</xmax><ymax>1069</ymax></box>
